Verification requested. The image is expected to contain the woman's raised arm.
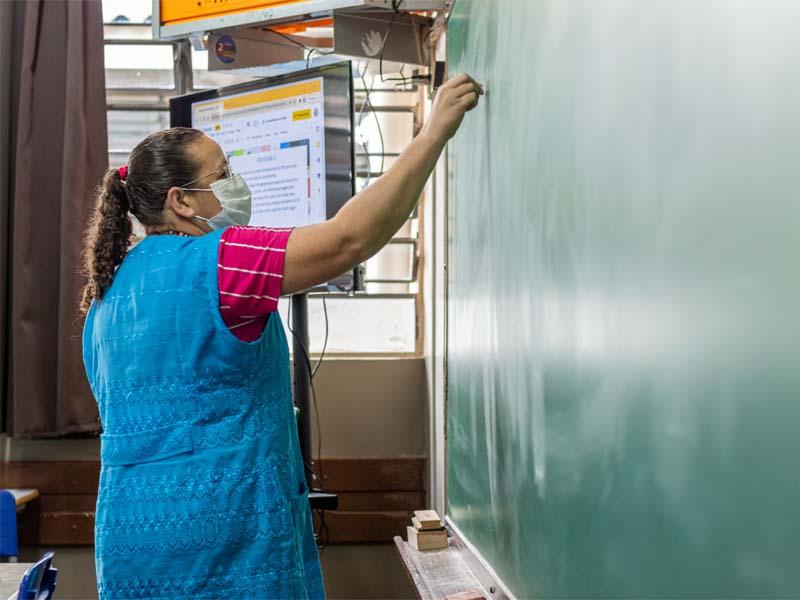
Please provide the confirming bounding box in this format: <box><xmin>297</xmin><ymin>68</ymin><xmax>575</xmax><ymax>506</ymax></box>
<box><xmin>281</xmin><ymin>74</ymin><xmax>483</xmax><ymax>295</ymax></box>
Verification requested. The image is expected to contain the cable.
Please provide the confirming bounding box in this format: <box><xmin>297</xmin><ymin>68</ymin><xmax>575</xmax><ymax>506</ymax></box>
<box><xmin>398</xmin><ymin>64</ymin><xmax>408</xmax><ymax>90</ymax></box>
<box><xmin>286</xmin><ymin>295</ymin><xmax>330</xmax><ymax>550</ymax></box>
<box><xmin>356</xmin><ymin>61</ymin><xmax>370</xmax><ymax>117</ymax></box>
<box><xmin>268</xmin><ymin>29</ymin><xmax>306</xmax><ymax>48</ymax></box>
<box><xmin>312</xmin><ymin>296</ymin><xmax>328</xmax><ymax>378</ymax></box>
<box><xmin>265</xmin><ymin>28</ymin><xmax>333</xmax><ymax>69</ymax></box>
<box><xmin>286</xmin><ymin>300</ymin><xmax>322</xmax><ymax>486</ymax></box>
<box><xmin>305</xmin><ymin>47</ymin><xmax>335</xmax><ymax>69</ymax></box>
<box><xmin>308</xmin><ymin>296</ymin><xmax>328</xmax><ymax>549</ymax></box>
<box><xmin>356</xmin><ymin>62</ymin><xmax>373</xmax><ymax>186</ymax></box>
<box><xmin>378</xmin><ymin>5</ymin><xmax>400</xmax><ymax>83</ymax></box>
<box><xmin>287</xmin><ymin>316</ymin><xmax>326</xmax><ymax>544</ymax></box>
<box><xmin>306</xmin><ymin>48</ymin><xmax>316</xmax><ymax>69</ymax></box>
<box><xmin>377</xmin><ymin>0</ymin><xmax>432</xmax><ymax>88</ymax></box>
<box><xmin>290</xmin><ymin>298</ymin><xmax>325</xmax><ymax>488</ymax></box>
<box><xmin>379</xmin><ymin>2</ymin><xmax>428</xmax><ymax>85</ymax></box>
<box><xmin>359</xmin><ymin>70</ymin><xmax>386</xmax><ymax>175</ymax></box>
<box><xmin>286</xmin><ymin>299</ymin><xmax>324</xmax><ymax>488</ymax></box>
<box><xmin>317</xmin><ymin>508</ymin><xmax>330</xmax><ymax>554</ymax></box>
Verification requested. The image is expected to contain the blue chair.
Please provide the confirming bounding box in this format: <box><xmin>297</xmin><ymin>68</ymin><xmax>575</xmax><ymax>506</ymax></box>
<box><xmin>16</xmin><ymin>552</ymin><xmax>58</xmax><ymax>600</ymax></box>
<box><xmin>0</xmin><ymin>489</ymin><xmax>18</xmax><ymax>560</ymax></box>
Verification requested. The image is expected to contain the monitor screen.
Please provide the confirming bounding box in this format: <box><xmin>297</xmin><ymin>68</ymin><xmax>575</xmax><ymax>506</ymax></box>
<box><xmin>170</xmin><ymin>61</ymin><xmax>355</xmax><ymax>230</ymax></box>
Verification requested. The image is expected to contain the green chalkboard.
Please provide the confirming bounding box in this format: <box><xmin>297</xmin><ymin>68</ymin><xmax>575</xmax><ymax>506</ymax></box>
<box><xmin>446</xmin><ymin>1</ymin><xmax>800</xmax><ymax>598</ymax></box>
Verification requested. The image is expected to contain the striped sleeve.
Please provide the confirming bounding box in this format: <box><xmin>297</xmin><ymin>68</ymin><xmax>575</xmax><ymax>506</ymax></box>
<box><xmin>217</xmin><ymin>226</ymin><xmax>293</xmax><ymax>341</ymax></box>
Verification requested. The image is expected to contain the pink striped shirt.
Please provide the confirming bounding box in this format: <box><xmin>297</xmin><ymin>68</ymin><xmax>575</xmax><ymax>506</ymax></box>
<box><xmin>218</xmin><ymin>226</ymin><xmax>293</xmax><ymax>342</ymax></box>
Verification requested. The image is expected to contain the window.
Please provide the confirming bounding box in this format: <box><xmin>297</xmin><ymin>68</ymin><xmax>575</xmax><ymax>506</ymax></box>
<box><xmin>103</xmin><ymin>3</ymin><xmax>260</xmax><ymax>167</ymax></box>
<box><xmin>103</xmin><ymin>29</ymin><xmax>176</xmax><ymax>167</ymax></box>
<box><xmin>103</xmin><ymin>1</ymin><xmax>425</xmax><ymax>353</ymax></box>
<box><xmin>278</xmin><ymin>70</ymin><xmax>423</xmax><ymax>353</ymax></box>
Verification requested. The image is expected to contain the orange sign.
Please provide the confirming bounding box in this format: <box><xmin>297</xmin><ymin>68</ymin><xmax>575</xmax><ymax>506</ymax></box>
<box><xmin>160</xmin><ymin>0</ymin><xmax>305</xmax><ymax>26</ymax></box>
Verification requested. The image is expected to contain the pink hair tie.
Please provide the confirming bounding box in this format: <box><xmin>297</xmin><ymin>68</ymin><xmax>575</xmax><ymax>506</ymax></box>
<box><xmin>118</xmin><ymin>165</ymin><xmax>128</xmax><ymax>181</ymax></box>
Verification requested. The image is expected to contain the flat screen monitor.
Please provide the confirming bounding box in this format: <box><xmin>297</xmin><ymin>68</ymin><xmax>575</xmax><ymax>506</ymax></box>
<box><xmin>170</xmin><ymin>61</ymin><xmax>358</xmax><ymax>289</ymax></box>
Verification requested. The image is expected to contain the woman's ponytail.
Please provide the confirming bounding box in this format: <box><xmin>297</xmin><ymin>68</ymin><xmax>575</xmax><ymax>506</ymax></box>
<box><xmin>79</xmin><ymin>127</ymin><xmax>205</xmax><ymax>314</ymax></box>
<box><xmin>80</xmin><ymin>167</ymin><xmax>132</xmax><ymax>314</ymax></box>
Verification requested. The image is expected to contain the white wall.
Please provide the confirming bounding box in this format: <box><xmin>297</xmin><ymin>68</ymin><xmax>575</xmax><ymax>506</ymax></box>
<box><xmin>310</xmin><ymin>357</ymin><xmax>427</xmax><ymax>458</ymax></box>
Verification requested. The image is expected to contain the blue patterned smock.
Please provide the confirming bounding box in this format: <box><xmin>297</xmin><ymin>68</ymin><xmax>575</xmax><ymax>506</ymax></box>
<box><xmin>82</xmin><ymin>230</ymin><xmax>324</xmax><ymax>599</ymax></box>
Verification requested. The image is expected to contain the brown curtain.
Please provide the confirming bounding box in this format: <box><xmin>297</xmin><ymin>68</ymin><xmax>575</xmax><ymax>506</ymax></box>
<box><xmin>0</xmin><ymin>0</ymin><xmax>12</xmax><ymax>435</ymax></box>
<box><xmin>3</xmin><ymin>0</ymin><xmax>107</xmax><ymax>437</ymax></box>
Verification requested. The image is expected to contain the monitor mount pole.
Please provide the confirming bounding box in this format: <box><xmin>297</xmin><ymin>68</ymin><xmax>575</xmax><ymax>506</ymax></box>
<box><xmin>291</xmin><ymin>293</ymin><xmax>338</xmax><ymax>513</ymax></box>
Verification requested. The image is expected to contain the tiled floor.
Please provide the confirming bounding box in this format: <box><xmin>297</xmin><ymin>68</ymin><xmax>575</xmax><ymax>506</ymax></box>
<box><xmin>19</xmin><ymin>543</ymin><xmax>417</xmax><ymax>599</ymax></box>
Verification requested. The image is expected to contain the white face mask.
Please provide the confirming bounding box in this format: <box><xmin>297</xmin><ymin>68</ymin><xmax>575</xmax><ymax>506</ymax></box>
<box><xmin>182</xmin><ymin>167</ymin><xmax>252</xmax><ymax>230</ymax></box>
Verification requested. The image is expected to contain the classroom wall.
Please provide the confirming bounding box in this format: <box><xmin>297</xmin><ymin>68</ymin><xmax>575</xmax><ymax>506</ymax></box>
<box><xmin>4</xmin><ymin>357</ymin><xmax>425</xmax><ymax>599</ymax></box>
<box><xmin>5</xmin><ymin>357</ymin><xmax>427</xmax><ymax>462</ymax></box>
<box><xmin>310</xmin><ymin>357</ymin><xmax>428</xmax><ymax>458</ymax></box>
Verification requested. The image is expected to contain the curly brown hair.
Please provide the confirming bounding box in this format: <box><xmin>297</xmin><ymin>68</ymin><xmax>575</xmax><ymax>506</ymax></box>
<box><xmin>80</xmin><ymin>127</ymin><xmax>205</xmax><ymax>314</ymax></box>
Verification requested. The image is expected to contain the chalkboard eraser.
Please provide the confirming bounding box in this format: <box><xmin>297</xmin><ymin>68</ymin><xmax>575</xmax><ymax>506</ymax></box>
<box><xmin>414</xmin><ymin>509</ymin><xmax>443</xmax><ymax>529</ymax></box>
<box><xmin>407</xmin><ymin>525</ymin><xmax>448</xmax><ymax>551</ymax></box>
<box><xmin>433</xmin><ymin>61</ymin><xmax>446</xmax><ymax>90</ymax></box>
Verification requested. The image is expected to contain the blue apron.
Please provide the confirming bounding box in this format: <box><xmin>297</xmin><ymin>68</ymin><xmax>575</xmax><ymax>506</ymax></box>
<box><xmin>82</xmin><ymin>230</ymin><xmax>324</xmax><ymax>599</ymax></box>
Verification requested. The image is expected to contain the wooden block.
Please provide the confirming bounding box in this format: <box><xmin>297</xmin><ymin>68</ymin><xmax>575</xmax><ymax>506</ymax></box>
<box><xmin>444</xmin><ymin>590</ymin><xmax>487</xmax><ymax>600</ymax></box>
<box><xmin>414</xmin><ymin>509</ymin><xmax>442</xmax><ymax>529</ymax></box>
<box><xmin>412</xmin><ymin>515</ymin><xmax>443</xmax><ymax>531</ymax></box>
<box><xmin>407</xmin><ymin>525</ymin><xmax>448</xmax><ymax>551</ymax></box>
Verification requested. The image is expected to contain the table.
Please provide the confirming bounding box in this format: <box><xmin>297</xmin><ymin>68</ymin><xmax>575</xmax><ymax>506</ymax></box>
<box><xmin>0</xmin><ymin>563</ymin><xmax>32</xmax><ymax>600</ymax></box>
<box><xmin>8</xmin><ymin>490</ymin><xmax>38</xmax><ymax>509</ymax></box>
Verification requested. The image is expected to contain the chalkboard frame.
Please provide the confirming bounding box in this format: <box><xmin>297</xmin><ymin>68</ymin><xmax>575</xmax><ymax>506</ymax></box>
<box><xmin>446</xmin><ymin>518</ymin><xmax>515</xmax><ymax>600</ymax></box>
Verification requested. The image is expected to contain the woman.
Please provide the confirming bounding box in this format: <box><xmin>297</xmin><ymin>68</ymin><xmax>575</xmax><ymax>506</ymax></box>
<box><xmin>81</xmin><ymin>74</ymin><xmax>481</xmax><ymax>599</ymax></box>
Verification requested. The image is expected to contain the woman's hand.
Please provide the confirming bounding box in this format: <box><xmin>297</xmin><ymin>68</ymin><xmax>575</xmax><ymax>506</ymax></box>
<box><xmin>423</xmin><ymin>74</ymin><xmax>484</xmax><ymax>142</ymax></box>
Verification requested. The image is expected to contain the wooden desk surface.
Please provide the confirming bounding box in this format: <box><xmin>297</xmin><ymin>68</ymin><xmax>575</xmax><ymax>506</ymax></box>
<box><xmin>5</xmin><ymin>489</ymin><xmax>38</xmax><ymax>508</ymax></box>
<box><xmin>394</xmin><ymin>536</ymin><xmax>487</xmax><ymax>600</ymax></box>
<box><xmin>0</xmin><ymin>563</ymin><xmax>32</xmax><ymax>600</ymax></box>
